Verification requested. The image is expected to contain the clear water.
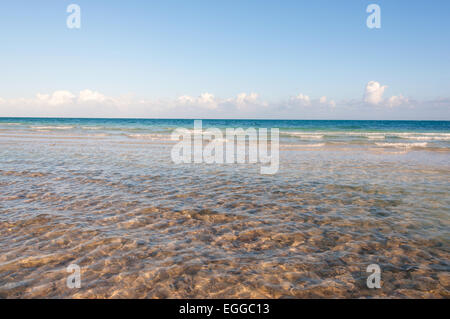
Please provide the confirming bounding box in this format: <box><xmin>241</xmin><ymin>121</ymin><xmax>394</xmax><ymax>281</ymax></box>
<box><xmin>0</xmin><ymin>118</ymin><xmax>449</xmax><ymax>298</ymax></box>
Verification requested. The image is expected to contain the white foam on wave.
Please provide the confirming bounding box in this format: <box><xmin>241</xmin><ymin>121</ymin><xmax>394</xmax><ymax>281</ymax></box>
<box><xmin>367</xmin><ymin>135</ymin><xmax>386</xmax><ymax>139</ymax></box>
<box><xmin>283</xmin><ymin>131</ymin><xmax>450</xmax><ymax>142</ymax></box>
<box><xmin>400</xmin><ymin>135</ymin><xmax>450</xmax><ymax>141</ymax></box>
<box><xmin>127</xmin><ymin>133</ymin><xmax>173</xmax><ymax>141</ymax></box>
<box><xmin>283</xmin><ymin>132</ymin><xmax>324</xmax><ymax>139</ymax></box>
<box><xmin>282</xmin><ymin>143</ymin><xmax>325</xmax><ymax>148</ymax></box>
<box><xmin>32</xmin><ymin>126</ymin><xmax>74</xmax><ymax>130</ymax></box>
<box><xmin>375</xmin><ymin>142</ymin><xmax>428</xmax><ymax>148</ymax></box>
<box><xmin>394</xmin><ymin>132</ymin><xmax>450</xmax><ymax>136</ymax></box>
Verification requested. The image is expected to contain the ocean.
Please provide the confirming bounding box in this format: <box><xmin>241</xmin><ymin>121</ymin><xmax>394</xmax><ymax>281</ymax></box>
<box><xmin>0</xmin><ymin>118</ymin><xmax>449</xmax><ymax>298</ymax></box>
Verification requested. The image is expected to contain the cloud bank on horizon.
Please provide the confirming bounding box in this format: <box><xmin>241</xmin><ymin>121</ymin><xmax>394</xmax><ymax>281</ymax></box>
<box><xmin>0</xmin><ymin>81</ymin><xmax>448</xmax><ymax>120</ymax></box>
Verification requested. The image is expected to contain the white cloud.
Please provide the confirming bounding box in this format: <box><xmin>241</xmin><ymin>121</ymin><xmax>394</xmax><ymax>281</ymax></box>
<box><xmin>234</xmin><ymin>92</ymin><xmax>262</xmax><ymax>110</ymax></box>
<box><xmin>364</xmin><ymin>81</ymin><xmax>387</xmax><ymax>105</ymax></box>
<box><xmin>319</xmin><ymin>96</ymin><xmax>336</xmax><ymax>108</ymax></box>
<box><xmin>197</xmin><ymin>93</ymin><xmax>218</xmax><ymax>109</ymax></box>
<box><xmin>363</xmin><ymin>81</ymin><xmax>411</xmax><ymax>108</ymax></box>
<box><xmin>286</xmin><ymin>94</ymin><xmax>336</xmax><ymax>110</ymax></box>
<box><xmin>78</xmin><ymin>89</ymin><xmax>108</xmax><ymax>103</ymax></box>
<box><xmin>36</xmin><ymin>90</ymin><xmax>76</xmax><ymax>106</ymax></box>
<box><xmin>292</xmin><ymin>93</ymin><xmax>311</xmax><ymax>106</ymax></box>
<box><xmin>177</xmin><ymin>95</ymin><xmax>195</xmax><ymax>104</ymax></box>
<box><xmin>386</xmin><ymin>94</ymin><xmax>409</xmax><ymax>107</ymax></box>
<box><xmin>176</xmin><ymin>92</ymin><xmax>218</xmax><ymax>110</ymax></box>
<box><xmin>0</xmin><ymin>83</ymin><xmax>445</xmax><ymax>119</ymax></box>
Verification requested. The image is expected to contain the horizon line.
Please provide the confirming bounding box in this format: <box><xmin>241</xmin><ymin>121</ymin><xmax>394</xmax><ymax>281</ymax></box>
<box><xmin>0</xmin><ymin>116</ymin><xmax>449</xmax><ymax>122</ymax></box>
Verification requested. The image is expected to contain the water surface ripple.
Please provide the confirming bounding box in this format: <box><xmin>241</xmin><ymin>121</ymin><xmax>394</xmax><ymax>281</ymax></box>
<box><xmin>0</xmin><ymin>119</ymin><xmax>449</xmax><ymax>298</ymax></box>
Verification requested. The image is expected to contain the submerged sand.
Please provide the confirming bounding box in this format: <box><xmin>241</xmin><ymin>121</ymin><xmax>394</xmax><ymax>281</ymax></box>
<box><xmin>0</xmin><ymin>129</ymin><xmax>449</xmax><ymax>298</ymax></box>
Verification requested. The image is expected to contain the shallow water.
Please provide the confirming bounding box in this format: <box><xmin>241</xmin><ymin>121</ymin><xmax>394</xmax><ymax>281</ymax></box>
<box><xmin>0</xmin><ymin>119</ymin><xmax>449</xmax><ymax>298</ymax></box>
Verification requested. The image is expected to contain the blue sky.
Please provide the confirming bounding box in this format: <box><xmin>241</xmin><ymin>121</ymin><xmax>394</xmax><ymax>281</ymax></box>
<box><xmin>0</xmin><ymin>0</ymin><xmax>449</xmax><ymax>119</ymax></box>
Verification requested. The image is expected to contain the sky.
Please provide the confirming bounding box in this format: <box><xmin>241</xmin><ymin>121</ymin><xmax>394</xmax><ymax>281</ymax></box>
<box><xmin>0</xmin><ymin>0</ymin><xmax>449</xmax><ymax>119</ymax></box>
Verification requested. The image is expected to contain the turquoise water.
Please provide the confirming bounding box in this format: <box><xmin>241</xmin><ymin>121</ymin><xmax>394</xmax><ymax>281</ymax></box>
<box><xmin>0</xmin><ymin>118</ymin><xmax>449</xmax><ymax>298</ymax></box>
<box><xmin>1</xmin><ymin>118</ymin><xmax>449</xmax><ymax>150</ymax></box>
<box><xmin>1</xmin><ymin>117</ymin><xmax>449</xmax><ymax>131</ymax></box>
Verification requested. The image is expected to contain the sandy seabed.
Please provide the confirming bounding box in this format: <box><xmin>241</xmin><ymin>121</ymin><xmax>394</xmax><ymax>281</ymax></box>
<box><xmin>0</xmin><ymin>132</ymin><xmax>449</xmax><ymax>298</ymax></box>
